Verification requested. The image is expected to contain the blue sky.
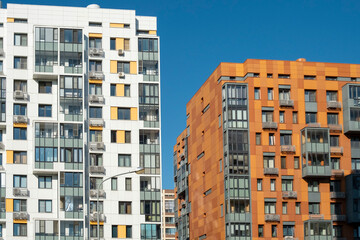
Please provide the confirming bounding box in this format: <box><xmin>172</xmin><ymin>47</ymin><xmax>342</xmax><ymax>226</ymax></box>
<box><xmin>5</xmin><ymin>0</ymin><xmax>360</xmax><ymax>189</ymax></box>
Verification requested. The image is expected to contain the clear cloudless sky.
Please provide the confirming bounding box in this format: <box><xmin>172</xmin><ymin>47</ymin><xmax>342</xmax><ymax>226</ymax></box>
<box><xmin>4</xmin><ymin>0</ymin><xmax>360</xmax><ymax>189</ymax></box>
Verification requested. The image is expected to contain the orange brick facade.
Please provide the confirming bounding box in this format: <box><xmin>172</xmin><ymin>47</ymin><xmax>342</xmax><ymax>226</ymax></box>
<box><xmin>174</xmin><ymin>59</ymin><xmax>360</xmax><ymax>240</ymax></box>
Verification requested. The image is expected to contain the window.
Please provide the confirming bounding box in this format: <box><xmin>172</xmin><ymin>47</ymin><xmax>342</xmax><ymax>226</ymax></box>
<box><xmin>14</xmin><ymin>80</ymin><xmax>27</xmax><ymax>92</ymax></box>
<box><xmin>89</xmin><ymin>83</ymin><xmax>102</xmax><ymax>96</ymax></box>
<box><xmin>278</xmin><ymin>74</ymin><xmax>290</xmax><ymax>79</ymax></box>
<box><xmin>280</xmin><ymin>134</ymin><xmax>292</xmax><ymax>145</ymax></box>
<box><xmin>282</xmin><ymin>179</ymin><xmax>293</xmax><ymax>191</ymax></box>
<box><xmin>14</xmin><ymin>127</ymin><xmax>27</xmax><ymax>140</ymax></box>
<box><xmin>110</xmin><ymin>38</ymin><xmax>116</xmax><ymax>50</ymax></box>
<box><xmin>268</xmin><ymin>88</ymin><xmax>273</xmax><ymax>100</ymax></box>
<box><xmin>305</xmin><ymin>112</ymin><xmax>317</xmax><ymax>124</ymax></box>
<box><xmin>305</xmin><ymin>90</ymin><xmax>316</xmax><ymax>102</ymax></box>
<box><xmin>309</xmin><ymin>203</ymin><xmax>320</xmax><ymax>214</ymax></box>
<box><xmin>14</xmin><ymin>33</ymin><xmax>27</xmax><ymax>46</ymax></box>
<box><xmin>38</xmin><ymin>82</ymin><xmax>52</xmax><ymax>93</ymax></box>
<box><xmin>271</xmin><ymin>225</ymin><xmax>277</xmax><ymax>237</ymax></box>
<box><xmin>118</xmin><ymin>154</ymin><xmax>131</xmax><ymax>167</ymax></box>
<box><xmin>60</xmin><ymin>172</ymin><xmax>83</xmax><ymax>188</ymax></box>
<box><xmin>295</xmin><ymin>202</ymin><xmax>301</xmax><ymax>214</ymax></box>
<box><xmin>112</xmin><ymin>225</ymin><xmax>132</xmax><ymax>238</ymax></box>
<box><xmin>0</xmin><ymin>61</ymin><xmax>2</xmax><ymax>73</ymax></box>
<box><xmin>269</xmin><ymin>133</ymin><xmax>275</xmax><ymax>145</ymax></box>
<box><xmin>256</xmin><ymin>133</ymin><xmax>261</xmax><ymax>145</ymax></box>
<box><xmin>89</xmin><ymin>22</ymin><xmax>102</xmax><ymax>27</ymax></box>
<box><xmin>119</xmin><ymin>201</ymin><xmax>132</xmax><ymax>214</ymax></box>
<box><xmin>218</xmin><ymin>114</ymin><xmax>222</xmax><ymax>127</ymax></box>
<box><xmin>292</xmin><ymin>112</ymin><xmax>298</xmax><ymax>123</ymax></box>
<box><xmin>38</xmin><ymin>176</ymin><xmax>52</xmax><ymax>189</ymax></box>
<box><xmin>90</xmin><ymin>225</ymin><xmax>104</xmax><ymax>238</ymax></box>
<box><xmin>204</xmin><ymin>188</ymin><xmax>212</xmax><ymax>196</ymax></box>
<box><xmin>258</xmin><ymin>225</ymin><xmax>264</xmax><ymax>237</ymax></box>
<box><xmin>220</xmin><ymin>204</ymin><xmax>223</xmax><ymax>217</ymax></box>
<box><xmin>138</xmin><ymin>38</ymin><xmax>159</xmax><ymax>52</ymax></box>
<box><xmin>254</xmin><ymin>88</ymin><xmax>260</xmax><ymax>100</ymax></box>
<box><xmin>279</xmin><ymin>111</ymin><xmax>285</xmax><ymax>123</ymax></box>
<box><xmin>14</xmin><ymin>175</ymin><xmax>27</xmax><ymax>188</ymax></box>
<box><xmin>13</xmin><ymin>199</ymin><xmax>26</xmax><ymax>212</ymax></box>
<box><xmin>125</xmin><ymin>178</ymin><xmax>132</xmax><ymax>191</ymax></box>
<box><xmin>265</xmin><ymin>202</ymin><xmax>276</xmax><ymax>214</ymax></box>
<box><xmin>14</xmin><ymin>151</ymin><xmax>27</xmax><ymax>164</ymax></box>
<box><xmin>264</xmin><ymin>156</ymin><xmax>275</xmax><ymax>168</ymax></box>
<box><xmin>14</xmin><ymin>57</ymin><xmax>27</xmax><ymax>69</ymax></box>
<box><xmin>111</xmin><ymin>178</ymin><xmax>117</xmax><ymax>190</ymax></box>
<box><xmin>304</xmin><ymin>75</ymin><xmax>316</xmax><ymax>80</ymax></box>
<box><xmin>89</xmin><ymin>107</ymin><xmax>102</xmax><ymax>118</ymax></box>
<box><xmin>279</xmin><ymin>88</ymin><xmax>291</xmax><ymax>100</ymax></box>
<box><xmin>14</xmin><ymin>223</ymin><xmax>27</xmax><ymax>236</ymax></box>
<box><xmin>38</xmin><ymin>105</ymin><xmax>52</xmax><ymax>117</ymax></box>
<box><xmin>267</xmin><ymin>73</ymin><xmax>273</xmax><ymax>78</ymax></box>
<box><xmin>333</xmin><ymin>225</ymin><xmax>342</xmax><ymax>237</ymax></box>
<box><xmin>330</xmin><ymin>135</ymin><xmax>339</xmax><ymax>147</ymax></box>
<box><xmin>331</xmin><ymin>158</ymin><xmax>340</xmax><ymax>170</ymax></box>
<box><xmin>219</xmin><ymin>159</ymin><xmax>222</xmax><ymax>172</ymax></box>
<box><xmin>294</xmin><ymin>157</ymin><xmax>299</xmax><ymax>169</ymax></box>
<box><xmin>117</xmin><ymin>62</ymin><xmax>130</xmax><ymax>73</ymax></box>
<box><xmin>39</xmin><ymin>200</ymin><xmax>52</xmax><ymax>213</ymax></box>
<box><xmin>257</xmin><ymin>179</ymin><xmax>262</xmax><ymax>191</ymax></box>
<box><xmin>89</xmin><ymin>60</ymin><xmax>102</xmax><ymax>72</ymax></box>
<box><xmin>330</xmin><ymin>180</ymin><xmax>341</xmax><ymax>192</ymax></box>
<box><xmin>111</xmin><ymin>130</ymin><xmax>116</xmax><ymax>143</ymax></box>
<box><xmin>270</xmin><ymin>179</ymin><xmax>276</xmax><ymax>191</ymax></box>
<box><xmin>282</xmin><ymin>202</ymin><xmax>288</xmax><ymax>214</ymax></box>
<box><xmin>283</xmin><ymin>225</ymin><xmax>294</xmax><ymax>237</ymax></box>
<box><xmin>326</xmin><ymin>91</ymin><xmax>338</xmax><ymax>102</ymax></box>
<box><xmin>118</xmin><ymin>108</ymin><xmax>131</xmax><ymax>120</ymax></box>
<box><xmin>281</xmin><ymin>156</ymin><xmax>286</xmax><ymax>169</ymax></box>
<box><xmin>327</xmin><ymin>113</ymin><xmax>339</xmax><ymax>125</ymax></box>
<box><xmin>110</xmin><ymin>84</ymin><xmax>116</xmax><ymax>96</ymax></box>
<box><xmin>14</xmin><ymin>18</ymin><xmax>27</xmax><ymax>23</ymax></box>
<box><xmin>262</xmin><ymin>111</ymin><xmax>273</xmax><ymax>122</ymax></box>
<box><xmin>352</xmin><ymin>158</ymin><xmax>360</xmax><ymax>170</ymax></box>
<box><xmin>308</xmin><ymin>180</ymin><xmax>319</xmax><ymax>192</ymax></box>
<box><xmin>125</xmin><ymin>131</ymin><xmax>131</xmax><ymax>143</ymax></box>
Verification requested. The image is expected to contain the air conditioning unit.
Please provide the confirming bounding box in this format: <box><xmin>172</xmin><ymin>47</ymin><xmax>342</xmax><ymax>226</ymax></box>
<box><xmin>13</xmin><ymin>188</ymin><xmax>21</xmax><ymax>195</ymax></box>
<box><xmin>89</xmin><ymin>95</ymin><xmax>99</xmax><ymax>102</ymax></box>
<box><xmin>118</xmin><ymin>49</ymin><xmax>124</xmax><ymax>56</ymax></box>
<box><xmin>90</xmin><ymin>189</ymin><xmax>97</xmax><ymax>198</ymax></box>
<box><xmin>14</xmin><ymin>115</ymin><xmax>27</xmax><ymax>123</ymax></box>
<box><xmin>118</xmin><ymin>72</ymin><xmax>125</xmax><ymax>78</ymax></box>
<box><xmin>14</xmin><ymin>90</ymin><xmax>24</xmax><ymax>99</ymax></box>
<box><xmin>97</xmin><ymin>142</ymin><xmax>105</xmax><ymax>150</ymax></box>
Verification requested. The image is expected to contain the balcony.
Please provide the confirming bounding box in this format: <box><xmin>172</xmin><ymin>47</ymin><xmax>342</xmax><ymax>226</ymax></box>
<box><xmin>13</xmin><ymin>90</ymin><xmax>28</xmax><ymax>100</ymax></box>
<box><xmin>330</xmin><ymin>146</ymin><xmax>343</xmax><ymax>155</ymax></box>
<box><xmin>265</xmin><ymin>214</ymin><xmax>280</xmax><ymax>222</ymax></box>
<box><xmin>263</xmin><ymin>168</ymin><xmax>279</xmax><ymax>175</ymax></box>
<box><xmin>89</xmin><ymin>119</ymin><xmax>105</xmax><ymax>127</ymax></box>
<box><xmin>331</xmin><ymin>214</ymin><xmax>346</xmax><ymax>222</ymax></box>
<box><xmin>284</xmin><ymin>237</ymin><xmax>299</xmax><ymax>240</ymax></box>
<box><xmin>89</xmin><ymin>166</ymin><xmax>105</xmax><ymax>174</ymax></box>
<box><xmin>309</xmin><ymin>214</ymin><xmax>324</xmax><ymax>220</ymax></box>
<box><xmin>13</xmin><ymin>212</ymin><xmax>28</xmax><ymax>220</ymax></box>
<box><xmin>13</xmin><ymin>188</ymin><xmax>29</xmax><ymax>197</ymax></box>
<box><xmin>13</xmin><ymin>115</ymin><xmax>28</xmax><ymax>124</ymax></box>
<box><xmin>330</xmin><ymin>192</ymin><xmax>345</xmax><ymax>199</ymax></box>
<box><xmin>302</xmin><ymin>166</ymin><xmax>331</xmax><ymax>178</ymax></box>
<box><xmin>331</xmin><ymin>169</ymin><xmax>344</xmax><ymax>177</ymax></box>
<box><xmin>328</xmin><ymin>124</ymin><xmax>342</xmax><ymax>132</ymax></box>
<box><xmin>279</xmin><ymin>99</ymin><xmax>294</xmax><ymax>108</ymax></box>
<box><xmin>282</xmin><ymin>191</ymin><xmax>297</xmax><ymax>199</ymax></box>
<box><xmin>89</xmin><ymin>142</ymin><xmax>105</xmax><ymax>151</ymax></box>
<box><xmin>89</xmin><ymin>213</ymin><xmax>106</xmax><ymax>222</ymax></box>
<box><xmin>89</xmin><ymin>71</ymin><xmax>104</xmax><ymax>80</ymax></box>
<box><xmin>307</xmin><ymin>122</ymin><xmax>321</xmax><ymax>128</ymax></box>
<box><xmin>89</xmin><ymin>48</ymin><xmax>104</xmax><ymax>57</ymax></box>
<box><xmin>89</xmin><ymin>189</ymin><xmax>106</xmax><ymax>199</ymax></box>
<box><xmin>327</xmin><ymin>101</ymin><xmax>342</xmax><ymax>109</ymax></box>
<box><xmin>89</xmin><ymin>94</ymin><xmax>105</xmax><ymax>104</ymax></box>
<box><xmin>262</xmin><ymin>122</ymin><xmax>278</xmax><ymax>130</ymax></box>
<box><xmin>281</xmin><ymin>145</ymin><xmax>296</xmax><ymax>153</ymax></box>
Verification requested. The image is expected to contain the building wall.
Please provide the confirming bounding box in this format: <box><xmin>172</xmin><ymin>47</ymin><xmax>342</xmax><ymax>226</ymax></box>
<box><xmin>174</xmin><ymin>59</ymin><xmax>360</xmax><ymax>240</ymax></box>
<box><xmin>162</xmin><ymin>189</ymin><xmax>176</xmax><ymax>240</ymax></box>
<box><xmin>0</xmin><ymin>3</ymin><xmax>161</xmax><ymax>239</ymax></box>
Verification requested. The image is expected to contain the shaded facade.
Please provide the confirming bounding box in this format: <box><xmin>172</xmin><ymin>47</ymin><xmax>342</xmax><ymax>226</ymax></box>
<box><xmin>174</xmin><ymin>59</ymin><xmax>360</xmax><ymax>240</ymax></box>
<box><xmin>162</xmin><ymin>189</ymin><xmax>176</xmax><ymax>240</ymax></box>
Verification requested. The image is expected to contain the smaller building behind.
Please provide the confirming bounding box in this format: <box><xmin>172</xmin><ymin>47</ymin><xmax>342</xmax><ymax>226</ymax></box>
<box><xmin>162</xmin><ymin>189</ymin><xmax>176</xmax><ymax>240</ymax></box>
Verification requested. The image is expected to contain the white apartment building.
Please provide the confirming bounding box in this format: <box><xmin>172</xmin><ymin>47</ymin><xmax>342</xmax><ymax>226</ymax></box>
<box><xmin>0</xmin><ymin>3</ymin><xmax>161</xmax><ymax>239</ymax></box>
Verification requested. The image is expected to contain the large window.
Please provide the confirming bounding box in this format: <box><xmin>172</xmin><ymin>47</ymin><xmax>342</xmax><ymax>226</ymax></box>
<box><xmin>60</xmin><ymin>29</ymin><xmax>82</xmax><ymax>43</ymax></box>
<box><xmin>35</xmin><ymin>147</ymin><xmax>58</xmax><ymax>162</ymax></box>
<box><xmin>308</xmin><ymin>180</ymin><xmax>319</xmax><ymax>192</ymax></box>
<box><xmin>280</xmin><ymin>134</ymin><xmax>292</xmax><ymax>145</ymax></box>
<box><xmin>60</xmin><ymin>148</ymin><xmax>83</xmax><ymax>163</ymax></box>
<box><xmin>138</xmin><ymin>38</ymin><xmax>158</xmax><ymax>52</ymax></box>
<box><xmin>327</xmin><ymin>113</ymin><xmax>338</xmax><ymax>125</ymax></box>
<box><xmin>283</xmin><ymin>225</ymin><xmax>294</xmax><ymax>237</ymax></box>
<box><xmin>60</xmin><ymin>76</ymin><xmax>82</xmax><ymax>98</ymax></box>
<box><xmin>60</xmin><ymin>172</ymin><xmax>83</xmax><ymax>187</ymax></box>
<box><xmin>89</xmin><ymin>37</ymin><xmax>102</xmax><ymax>48</ymax></box>
<box><xmin>262</xmin><ymin>111</ymin><xmax>273</xmax><ymax>122</ymax></box>
<box><xmin>89</xmin><ymin>83</ymin><xmax>102</xmax><ymax>95</ymax></box>
<box><xmin>326</xmin><ymin>91</ymin><xmax>338</xmax><ymax>101</ymax></box>
<box><xmin>14</xmin><ymin>223</ymin><xmax>27</xmax><ymax>236</ymax></box>
<box><xmin>140</xmin><ymin>200</ymin><xmax>161</xmax><ymax>222</ymax></box>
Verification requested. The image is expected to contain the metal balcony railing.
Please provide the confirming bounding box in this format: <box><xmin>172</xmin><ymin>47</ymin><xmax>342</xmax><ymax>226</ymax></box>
<box><xmin>330</xmin><ymin>146</ymin><xmax>343</xmax><ymax>155</ymax></box>
<box><xmin>263</xmin><ymin>168</ymin><xmax>279</xmax><ymax>175</ymax></box>
<box><xmin>328</xmin><ymin>124</ymin><xmax>342</xmax><ymax>132</ymax></box>
<box><xmin>262</xmin><ymin>122</ymin><xmax>278</xmax><ymax>129</ymax></box>
<box><xmin>327</xmin><ymin>101</ymin><xmax>341</xmax><ymax>109</ymax></box>
<box><xmin>330</xmin><ymin>192</ymin><xmax>345</xmax><ymax>199</ymax></box>
<box><xmin>281</xmin><ymin>145</ymin><xmax>296</xmax><ymax>153</ymax></box>
<box><xmin>265</xmin><ymin>214</ymin><xmax>280</xmax><ymax>222</ymax></box>
<box><xmin>89</xmin><ymin>166</ymin><xmax>105</xmax><ymax>174</ymax></box>
<box><xmin>279</xmin><ymin>99</ymin><xmax>294</xmax><ymax>107</ymax></box>
<box><xmin>282</xmin><ymin>191</ymin><xmax>297</xmax><ymax>199</ymax></box>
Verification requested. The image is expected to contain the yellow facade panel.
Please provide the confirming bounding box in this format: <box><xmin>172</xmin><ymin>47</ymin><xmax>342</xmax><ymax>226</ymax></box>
<box><xmin>110</xmin><ymin>107</ymin><xmax>118</xmax><ymax>120</ymax></box>
<box><xmin>6</xmin><ymin>151</ymin><xmax>13</xmax><ymax>164</ymax></box>
<box><xmin>110</xmin><ymin>23</ymin><xmax>124</xmax><ymax>28</ymax></box>
<box><xmin>110</xmin><ymin>60</ymin><xmax>118</xmax><ymax>74</ymax></box>
<box><xmin>7</xmin><ymin>18</ymin><xmax>14</xmax><ymax>22</ymax></box>
<box><xmin>116</xmin><ymin>38</ymin><xmax>124</xmax><ymax>50</ymax></box>
<box><xmin>149</xmin><ymin>30</ymin><xmax>157</xmax><ymax>35</ymax></box>
<box><xmin>117</xmin><ymin>130</ymin><xmax>125</xmax><ymax>143</ymax></box>
<box><xmin>6</xmin><ymin>199</ymin><xmax>13</xmax><ymax>212</ymax></box>
<box><xmin>118</xmin><ymin>225</ymin><xmax>126</xmax><ymax>238</ymax></box>
<box><xmin>89</xmin><ymin>33</ymin><xmax>102</xmax><ymax>38</ymax></box>
<box><xmin>13</xmin><ymin>123</ymin><xmax>27</xmax><ymax>128</ymax></box>
<box><xmin>116</xmin><ymin>84</ymin><xmax>124</xmax><ymax>97</ymax></box>
<box><xmin>130</xmin><ymin>61</ymin><xmax>137</xmax><ymax>74</ymax></box>
<box><xmin>130</xmin><ymin>108</ymin><xmax>138</xmax><ymax>120</ymax></box>
<box><xmin>13</xmin><ymin>219</ymin><xmax>27</xmax><ymax>224</ymax></box>
<box><xmin>90</xmin><ymin>221</ymin><xmax>104</xmax><ymax>225</ymax></box>
<box><xmin>89</xmin><ymin>79</ymin><xmax>103</xmax><ymax>84</ymax></box>
<box><xmin>89</xmin><ymin>126</ymin><xmax>103</xmax><ymax>131</ymax></box>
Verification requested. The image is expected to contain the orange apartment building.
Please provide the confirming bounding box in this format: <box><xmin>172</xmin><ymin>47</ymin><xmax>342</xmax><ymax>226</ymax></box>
<box><xmin>173</xmin><ymin>59</ymin><xmax>360</xmax><ymax>240</ymax></box>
